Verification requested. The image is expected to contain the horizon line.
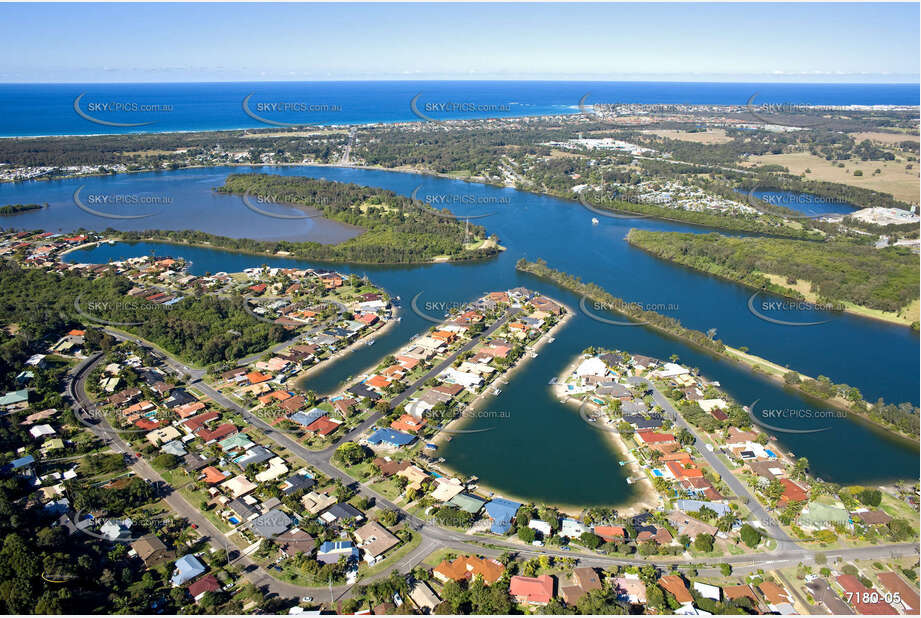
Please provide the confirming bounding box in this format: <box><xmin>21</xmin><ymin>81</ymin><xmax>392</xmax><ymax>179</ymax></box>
<box><xmin>1</xmin><ymin>77</ymin><xmax>919</xmax><ymax>86</ymax></box>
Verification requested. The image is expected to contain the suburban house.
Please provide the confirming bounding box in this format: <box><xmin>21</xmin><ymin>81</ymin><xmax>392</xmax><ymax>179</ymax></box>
<box><xmin>131</xmin><ymin>534</ymin><xmax>173</xmax><ymax>567</ymax></box>
<box><xmin>559</xmin><ymin>567</ymin><xmax>602</xmax><ymax>606</ymax></box>
<box><xmin>171</xmin><ymin>554</ymin><xmax>206</xmax><ymax>586</ymax></box>
<box><xmin>187</xmin><ymin>574</ymin><xmax>221</xmax><ymax>602</ymax></box>
<box><xmin>483</xmin><ymin>497</ymin><xmax>521</xmax><ymax>535</ymax></box>
<box><xmin>509</xmin><ymin>574</ymin><xmax>555</xmax><ymax>606</ymax></box>
<box><xmin>658</xmin><ymin>574</ymin><xmax>694</xmax><ymax>605</ymax></box>
<box><xmin>353</xmin><ymin>521</ymin><xmax>400</xmax><ymax>564</ymax></box>
<box><xmin>432</xmin><ymin>555</ymin><xmax>505</xmax><ymax>585</ymax></box>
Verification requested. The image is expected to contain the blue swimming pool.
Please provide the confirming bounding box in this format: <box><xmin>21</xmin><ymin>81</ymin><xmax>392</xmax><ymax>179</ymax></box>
<box><xmin>765</xmin><ymin>449</ymin><xmax>777</xmax><ymax>458</ymax></box>
<box><xmin>228</xmin><ymin>516</ymin><xmax>240</xmax><ymax>525</ymax></box>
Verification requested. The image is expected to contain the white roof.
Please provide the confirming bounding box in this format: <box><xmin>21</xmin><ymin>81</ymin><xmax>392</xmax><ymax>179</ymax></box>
<box><xmin>29</xmin><ymin>424</ymin><xmax>56</xmax><ymax>438</ymax></box>
<box><xmin>693</xmin><ymin>582</ymin><xmax>721</xmax><ymax>600</ymax></box>
<box><xmin>576</xmin><ymin>357</ymin><xmax>608</xmax><ymax>377</ymax></box>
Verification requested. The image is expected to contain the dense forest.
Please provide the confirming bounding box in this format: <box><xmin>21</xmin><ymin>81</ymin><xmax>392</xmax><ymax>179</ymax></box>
<box><xmin>0</xmin><ymin>261</ymin><xmax>286</xmax><ymax>372</ymax></box>
<box><xmin>625</xmin><ymin>230</ymin><xmax>919</xmax><ymax>315</ymax></box>
<box><xmin>212</xmin><ymin>174</ymin><xmax>499</xmax><ymax>263</ymax></box>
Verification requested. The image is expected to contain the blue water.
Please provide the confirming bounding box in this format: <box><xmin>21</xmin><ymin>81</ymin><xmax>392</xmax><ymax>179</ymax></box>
<box><xmin>746</xmin><ymin>189</ymin><xmax>859</xmax><ymax>218</ymax></box>
<box><xmin>0</xmin><ymin>81</ymin><xmax>917</xmax><ymax>137</ymax></box>
<box><xmin>55</xmin><ymin>165</ymin><xmax>919</xmax><ymax>497</ymax></box>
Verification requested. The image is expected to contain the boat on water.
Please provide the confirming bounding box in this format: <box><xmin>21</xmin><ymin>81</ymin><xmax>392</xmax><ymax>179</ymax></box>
<box><xmin>366</xmin><ymin>339</ymin><xmax>375</xmax><ymax>346</ymax></box>
<box><xmin>591</xmin><ymin>217</ymin><xmax>599</xmax><ymax>225</ymax></box>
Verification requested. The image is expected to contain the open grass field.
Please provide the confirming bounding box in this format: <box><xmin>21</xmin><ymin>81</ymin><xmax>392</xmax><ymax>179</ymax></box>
<box><xmin>645</xmin><ymin>128</ymin><xmax>734</xmax><ymax>144</ymax></box>
<box><xmin>744</xmin><ymin>151</ymin><xmax>920</xmax><ymax>203</ymax></box>
<box><xmin>851</xmin><ymin>130</ymin><xmax>920</xmax><ymax>145</ymax></box>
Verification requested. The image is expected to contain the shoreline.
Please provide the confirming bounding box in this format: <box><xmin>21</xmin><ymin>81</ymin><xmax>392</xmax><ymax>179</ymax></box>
<box><xmin>428</xmin><ymin>301</ymin><xmax>650</xmax><ymax>516</ymax></box>
<box><xmin>626</xmin><ymin>235</ymin><xmax>918</xmax><ymax>329</ymax></box>
<box><xmin>60</xmin><ymin>233</ymin><xmax>501</xmax><ymax>267</ymax></box>
<box><xmin>291</xmin><ymin>302</ymin><xmax>401</xmax><ymax>395</ymax></box>
<box><xmin>722</xmin><ymin>344</ymin><xmax>919</xmax><ymax>446</ymax></box>
<box><xmin>518</xmin><ymin>260</ymin><xmax>918</xmax><ymax>444</ymax></box>
<box><xmin>549</xmin><ymin>354</ymin><xmax>661</xmax><ymax>518</ymax></box>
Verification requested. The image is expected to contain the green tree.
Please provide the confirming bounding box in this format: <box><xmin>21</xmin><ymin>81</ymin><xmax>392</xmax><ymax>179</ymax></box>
<box><xmin>694</xmin><ymin>533</ymin><xmax>714</xmax><ymax>552</ymax></box>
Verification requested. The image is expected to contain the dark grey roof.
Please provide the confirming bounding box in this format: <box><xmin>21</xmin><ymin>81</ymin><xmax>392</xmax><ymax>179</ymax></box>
<box><xmin>283</xmin><ymin>474</ymin><xmax>316</xmax><ymax>495</ymax></box>
<box><xmin>163</xmin><ymin>389</ymin><xmax>196</xmax><ymax>409</ymax></box>
<box><xmin>236</xmin><ymin>445</ymin><xmax>273</xmax><ymax>469</ymax></box>
<box><xmin>348</xmin><ymin>383</ymin><xmax>381</xmax><ymax>401</ymax></box>
<box><xmin>324</xmin><ymin>503</ymin><xmax>363</xmax><ymax>521</ymax></box>
<box><xmin>250</xmin><ymin>509</ymin><xmax>292</xmax><ymax>538</ymax></box>
<box><xmin>227</xmin><ymin>498</ymin><xmax>258</xmax><ymax>519</ymax></box>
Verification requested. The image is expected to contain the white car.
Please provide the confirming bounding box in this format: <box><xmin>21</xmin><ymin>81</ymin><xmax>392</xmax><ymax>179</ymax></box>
<box><xmin>301</xmin><ymin>596</ymin><xmax>313</xmax><ymax>603</ymax></box>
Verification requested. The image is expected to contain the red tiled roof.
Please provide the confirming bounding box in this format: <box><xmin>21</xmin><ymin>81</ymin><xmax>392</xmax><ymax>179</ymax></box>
<box><xmin>593</xmin><ymin>525</ymin><xmax>626</xmax><ymax>542</ymax></box>
<box><xmin>134</xmin><ymin>418</ymin><xmax>160</xmax><ymax>430</ymax></box>
<box><xmin>182</xmin><ymin>409</ymin><xmax>220</xmax><ymax>432</ymax></box>
<box><xmin>877</xmin><ymin>572</ymin><xmax>920</xmax><ymax>612</ymax></box>
<box><xmin>433</xmin><ymin>556</ymin><xmax>505</xmax><ymax>585</ymax></box>
<box><xmin>245</xmin><ymin>372</ymin><xmax>272</xmax><ymax>384</ymax></box>
<box><xmin>305</xmin><ymin>416</ymin><xmax>340</xmax><ymax>436</ymax></box>
<box><xmin>196</xmin><ymin>423</ymin><xmax>236</xmax><ymax>442</ymax></box>
<box><xmin>187</xmin><ymin>574</ymin><xmax>220</xmax><ymax>599</ymax></box>
<box><xmin>391</xmin><ymin>414</ymin><xmax>426</xmax><ymax>433</ymax></box>
<box><xmin>836</xmin><ymin>575</ymin><xmax>896</xmax><ymax>615</ymax></box>
<box><xmin>202</xmin><ymin>466</ymin><xmax>228</xmax><ymax>484</ymax></box>
<box><xmin>509</xmin><ymin>575</ymin><xmax>555</xmax><ymax>605</ymax></box>
<box><xmin>658</xmin><ymin>575</ymin><xmax>693</xmax><ymax>604</ymax></box>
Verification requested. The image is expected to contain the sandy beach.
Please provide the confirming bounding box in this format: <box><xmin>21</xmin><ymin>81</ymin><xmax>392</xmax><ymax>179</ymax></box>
<box><xmin>549</xmin><ymin>354</ymin><xmax>662</xmax><ymax>517</ymax></box>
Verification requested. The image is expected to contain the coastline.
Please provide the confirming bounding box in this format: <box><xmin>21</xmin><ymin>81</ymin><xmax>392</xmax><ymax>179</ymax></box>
<box><xmin>429</xmin><ymin>301</ymin><xmax>648</xmax><ymax>515</ymax></box>
<box><xmin>625</xmin><ymin>234</ymin><xmax>918</xmax><ymax>329</ymax></box>
<box><xmin>723</xmin><ymin>344</ymin><xmax>919</xmax><ymax>446</ymax></box>
<box><xmin>60</xmin><ymin>233</ymin><xmax>501</xmax><ymax>267</ymax></box>
<box><xmin>549</xmin><ymin>354</ymin><xmax>661</xmax><ymax>518</ymax></box>
<box><xmin>291</xmin><ymin>303</ymin><xmax>400</xmax><ymax>395</ymax></box>
<box><xmin>518</xmin><ymin>259</ymin><xmax>918</xmax><ymax>444</ymax></box>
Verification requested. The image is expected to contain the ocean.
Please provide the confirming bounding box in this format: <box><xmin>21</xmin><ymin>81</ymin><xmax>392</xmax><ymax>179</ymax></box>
<box><xmin>0</xmin><ymin>80</ymin><xmax>917</xmax><ymax>137</ymax></box>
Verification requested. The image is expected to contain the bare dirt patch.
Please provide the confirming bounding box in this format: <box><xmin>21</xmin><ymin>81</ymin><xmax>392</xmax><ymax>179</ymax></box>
<box><xmin>644</xmin><ymin>128</ymin><xmax>734</xmax><ymax>144</ymax></box>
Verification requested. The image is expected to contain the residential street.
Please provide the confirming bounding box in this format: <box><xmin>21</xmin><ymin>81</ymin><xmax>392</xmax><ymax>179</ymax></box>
<box><xmin>68</xmin><ymin>334</ymin><xmax>919</xmax><ymax>602</ymax></box>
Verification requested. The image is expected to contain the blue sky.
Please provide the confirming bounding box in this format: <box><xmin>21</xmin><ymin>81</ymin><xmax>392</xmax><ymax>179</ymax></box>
<box><xmin>1</xmin><ymin>3</ymin><xmax>918</xmax><ymax>82</ymax></box>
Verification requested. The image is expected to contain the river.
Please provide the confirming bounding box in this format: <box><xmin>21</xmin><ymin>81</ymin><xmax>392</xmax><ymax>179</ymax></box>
<box><xmin>34</xmin><ymin>165</ymin><xmax>917</xmax><ymax>506</ymax></box>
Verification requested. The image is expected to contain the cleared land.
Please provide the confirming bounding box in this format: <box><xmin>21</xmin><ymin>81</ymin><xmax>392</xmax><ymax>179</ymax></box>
<box><xmin>745</xmin><ymin>151</ymin><xmax>920</xmax><ymax>203</ymax></box>
<box><xmin>645</xmin><ymin>128</ymin><xmax>734</xmax><ymax>144</ymax></box>
<box><xmin>851</xmin><ymin>131</ymin><xmax>920</xmax><ymax>144</ymax></box>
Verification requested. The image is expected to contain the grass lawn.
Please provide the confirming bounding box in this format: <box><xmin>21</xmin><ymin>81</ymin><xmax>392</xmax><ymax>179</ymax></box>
<box><xmin>422</xmin><ymin>548</ymin><xmax>460</xmax><ymax>567</ymax></box>
<box><xmin>369</xmin><ymin>478</ymin><xmax>404</xmax><ymax>501</ymax></box>
<box><xmin>336</xmin><ymin>460</ymin><xmax>377</xmax><ymax>482</ymax></box>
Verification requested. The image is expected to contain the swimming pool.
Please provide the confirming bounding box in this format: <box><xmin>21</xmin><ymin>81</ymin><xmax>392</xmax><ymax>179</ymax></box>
<box><xmin>765</xmin><ymin>449</ymin><xmax>777</xmax><ymax>458</ymax></box>
<box><xmin>228</xmin><ymin>516</ymin><xmax>241</xmax><ymax>525</ymax></box>
<box><xmin>652</xmin><ymin>469</ymin><xmax>663</xmax><ymax>477</ymax></box>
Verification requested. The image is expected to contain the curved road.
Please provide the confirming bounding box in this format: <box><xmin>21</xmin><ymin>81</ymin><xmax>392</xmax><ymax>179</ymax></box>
<box><xmin>67</xmin><ymin>331</ymin><xmax>919</xmax><ymax>603</ymax></box>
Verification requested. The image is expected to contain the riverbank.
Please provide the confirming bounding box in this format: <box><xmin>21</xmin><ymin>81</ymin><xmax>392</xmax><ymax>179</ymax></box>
<box><xmin>549</xmin><ymin>354</ymin><xmax>661</xmax><ymax>518</ymax></box>
<box><xmin>291</xmin><ymin>305</ymin><xmax>400</xmax><ymax>395</ymax></box>
<box><xmin>517</xmin><ymin>258</ymin><xmax>919</xmax><ymax>443</ymax></box>
<box><xmin>722</xmin><ymin>344</ymin><xmax>919</xmax><ymax>445</ymax></box>
<box><xmin>626</xmin><ymin>230</ymin><xmax>920</xmax><ymax>330</ymax></box>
